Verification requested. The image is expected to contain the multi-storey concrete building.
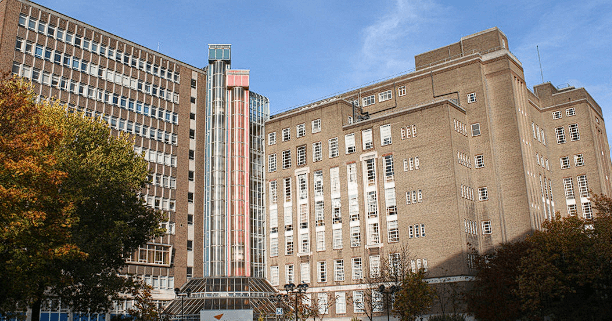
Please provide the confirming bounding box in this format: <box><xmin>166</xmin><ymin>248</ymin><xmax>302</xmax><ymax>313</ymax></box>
<box><xmin>0</xmin><ymin>0</ymin><xmax>271</xmax><ymax>318</ymax></box>
<box><xmin>265</xmin><ymin>27</ymin><xmax>612</xmax><ymax>319</ymax></box>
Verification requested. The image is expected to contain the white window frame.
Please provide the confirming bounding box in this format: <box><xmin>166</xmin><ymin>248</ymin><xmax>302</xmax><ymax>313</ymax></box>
<box><xmin>555</xmin><ymin>127</ymin><xmax>566</xmax><ymax>144</ymax></box>
<box><xmin>268</xmin><ymin>154</ymin><xmax>277</xmax><ymax>172</ymax></box>
<box><xmin>312</xmin><ymin>119</ymin><xmax>321</xmax><ymax>133</ymax></box>
<box><xmin>362</xmin><ymin>129</ymin><xmax>373</xmax><ymax>150</ymax></box>
<box><xmin>380</xmin><ymin>124</ymin><xmax>392</xmax><ymax>146</ymax></box>
<box><xmin>397</xmin><ymin>85</ymin><xmax>406</xmax><ymax>97</ymax></box>
<box><xmin>471</xmin><ymin>123</ymin><xmax>481</xmax><ymax>136</ymax></box>
<box><xmin>296</xmin><ymin>123</ymin><xmax>306</xmax><ymax>138</ymax></box>
<box><xmin>574</xmin><ymin>154</ymin><xmax>584</xmax><ymax>166</ymax></box>
<box><xmin>345</xmin><ymin>133</ymin><xmax>356</xmax><ymax>154</ymax></box>
<box><xmin>282</xmin><ymin>128</ymin><xmax>291</xmax><ymax>141</ymax></box>
<box><xmin>475</xmin><ymin>154</ymin><xmax>484</xmax><ymax>168</ymax></box>
<box><xmin>329</xmin><ymin>137</ymin><xmax>339</xmax><ymax>158</ymax></box>
<box><xmin>482</xmin><ymin>221</ymin><xmax>492</xmax><ymax>234</ymax></box>
<box><xmin>334</xmin><ymin>259</ymin><xmax>345</xmax><ymax>281</ymax></box>
<box><xmin>378</xmin><ymin>90</ymin><xmax>392</xmax><ymax>102</ymax></box>
<box><xmin>560</xmin><ymin>156</ymin><xmax>570</xmax><ymax>169</ymax></box>
<box><xmin>282</xmin><ymin>150</ymin><xmax>291</xmax><ymax>169</ymax></box>
<box><xmin>268</xmin><ymin>132</ymin><xmax>276</xmax><ymax>145</ymax></box>
<box><xmin>363</xmin><ymin>95</ymin><xmax>375</xmax><ymax>107</ymax></box>
<box><xmin>552</xmin><ymin>111</ymin><xmax>562</xmax><ymax>119</ymax></box>
<box><xmin>478</xmin><ymin>187</ymin><xmax>488</xmax><ymax>201</ymax></box>
<box><xmin>467</xmin><ymin>92</ymin><xmax>476</xmax><ymax>103</ymax></box>
<box><xmin>313</xmin><ymin>142</ymin><xmax>322</xmax><ymax>162</ymax></box>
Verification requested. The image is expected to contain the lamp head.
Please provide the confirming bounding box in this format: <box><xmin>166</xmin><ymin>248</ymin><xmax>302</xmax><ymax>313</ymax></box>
<box><xmin>284</xmin><ymin>283</ymin><xmax>295</xmax><ymax>292</ymax></box>
<box><xmin>378</xmin><ymin>284</ymin><xmax>385</xmax><ymax>293</ymax></box>
<box><xmin>174</xmin><ymin>288</ymin><xmax>180</xmax><ymax>296</ymax></box>
<box><xmin>186</xmin><ymin>288</ymin><xmax>192</xmax><ymax>297</ymax></box>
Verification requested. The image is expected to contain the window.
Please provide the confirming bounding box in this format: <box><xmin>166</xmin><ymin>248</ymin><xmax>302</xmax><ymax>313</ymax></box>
<box><xmin>333</xmin><ymin>228</ymin><xmax>343</xmax><ymax>249</ymax></box>
<box><xmin>397</xmin><ymin>85</ymin><xmax>406</xmax><ymax>96</ymax></box>
<box><xmin>270</xmin><ymin>237</ymin><xmax>278</xmax><ymax>257</ymax></box>
<box><xmin>352</xmin><ymin>258</ymin><xmax>363</xmax><ymax>279</ymax></box>
<box><xmin>298</xmin><ymin>174</ymin><xmax>308</xmax><ymax>200</ymax></box>
<box><xmin>329</xmin><ymin>137</ymin><xmax>339</xmax><ymax>158</ymax></box>
<box><xmin>296</xmin><ymin>123</ymin><xmax>306</xmax><ymax>138</ymax></box>
<box><xmin>566</xmin><ymin>107</ymin><xmax>576</xmax><ymax>116</ymax></box>
<box><xmin>577</xmin><ymin>175</ymin><xmax>589</xmax><ymax>198</ymax></box>
<box><xmin>385</xmin><ymin>187</ymin><xmax>397</xmax><ymax>215</ymax></box>
<box><xmin>345</xmin><ymin>134</ymin><xmax>356</xmax><ymax>154</ymax></box>
<box><xmin>563</xmin><ymin>177</ymin><xmax>575</xmax><ymax>200</ymax></box>
<box><xmin>569</xmin><ymin>124</ymin><xmax>580</xmax><ymax>141</ymax></box>
<box><xmin>316</xmin><ymin>231</ymin><xmax>325</xmax><ymax>251</ymax></box>
<box><xmin>318</xmin><ymin>293</ymin><xmax>329</xmax><ymax>315</ymax></box>
<box><xmin>314</xmin><ymin>170</ymin><xmax>324</xmax><ymax>197</ymax></box>
<box><xmin>350</xmin><ymin>226</ymin><xmax>361</xmax><ymax>247</ymax></box>
<box><xmin>568</xmin><ymin>204</ymin><xmax>578</xmax><ymax>216</ymax></box>
<box><xmin>380</xmin><ymin>124</ymin><xmax>392</xmax><ymax>146</ymax></box>
<box><xmin>270</xmin><ymin>266</ymin><xmax>279</xmax><ymax>286</ymax></box>
<box><xmin>560</xmin><ymin>156</ymin><xmax>570</xmax><ymax>169</ymax></box>
<box><xmin>187</xmin><ymin>192</ymin><xmax>194</xmax><ymax>203</ymax></box>
<box><xmin>471</xmin><ymin>123</ymin><xmax>481</xmax><ymax>136</ymax></box>
<box><xmin>353</xmin><ymin>291</ymin><xmax>365</xmax><ymax>313</ymax></box>
<box><xmin>467</xmin><ymin>92</ymin><xmax>476</xmax><ymax>103</ymax></box>
<box><xmin>313</xmin><ymin>142</ymin><xmax>322</xmax><ymax>162</ymax></box>
<box><xmin>317</xmin><ymin>261</ymin><xmax>327</xmax><ymax>282</ymax></box>
<box><xmin>282</xmin><ymin>150</ymin><xmax>291</xmax><ymax>169</ymax></box>
<box><xmin>582</xmin><ymin>201</ymin><xmax>593</xmax><ymax>219</ymax></box>
<box><xmin>362</xmin><ymin>129</ymin><xmax>373</xmax><ymax>149</ymax></box>
<box><xmin>482</xmin><ymin>221</ymin><xmax>492</xmax><ymax>234</ymax></box>
<box><xmin>330</xmin><ymin>167</ymin><xmax>340</xmax><ymax>194</ymax></box>
<box><xmin>368</xmin><ymin>222</ymin><xmax>380</xmax><ymax>245</ymax></box>
<box><xmin>301</xmin><ymin>263</ymin><xmax>311</xmax><ymax>283</ymax></box>
<box><xmin>365</xmin><ymin>158</ymin><xmax>376</xmax><ymax>184</ymax></box>
<box><xmin>314</xmin><ymin>201</ymin><xmax>324</xmax><ymax>226</ymax></box>
<box><xmin>363</xmin><ymin>95</ymin><xmax>375</xmax><ymax>107</ymax></box>
<box><xmin>367</xmin><ymin>191</ymin><xmax>378</xmax><ymax>218</ymax></box>
<box><xmin>384</xmin><ymin>155</ymin><xmax>394</xmax><ymax>181</ymax></box>
<box><xmin>574</xmin><ymin>154</ymin><xmax>584</xmax><ymax>166</ymax></box>
<box><xmin>282</xmin><ymin>128</ymin><xmax>291</xmax><ymax>141</ymax></box>
<box><xmin>379</xmin><ymin>90</ymin><xmax>392</xmax><ymax>102</ymax></box>
<box><xmin>312</xmin><ymin>119</ymin><xmax>321</xmax><ymax>133</ymax></box>
<box><xmin>336</xmin><ymin>292</ymin><xmax>346</xmax><ymax>314</ymax></box>
<box><xmin>284</xmin><ymin>177</ymin><xmax>292</xmax><ymax>202</ymax></box>
<box><xmin>300</xmin><ymin>232</ymin><xmax>309</xmax><ymax>253</ymax></box>
<box><xmin>334</xmin><ymin>260</ymin><xmax>345</xmax><ymax>281</ymax></box>
<box><xmin>332</xmin><ymin>198</ymin><xmax>342</xmax><ymax>224</ymax></box>
<box><xmin>475</xmin><ymin>155</ymin><xmax>484</xmax><ymax>168</ymax></box>
<box><xmin>285</xmin><ymin>235</ymin><xmax>294</xmax><ymax>255</ymax></box>
<box><xmin>478</xmin><ymin>187</ymin><xmax>488</xmax><ymax>201</ymax></box>
<box><xmin>369</xmin><ymin>255</ymin><xmax>380</xmax><ymax>277</ymax></box>
<box><xmin>297</xmin><ymin>145</ymin><xmax>307</xmax><ymax>166</ymax></box>
<box><xmin>388</xmin><ymin>220</ymin><xmax>399</xmax><ymax>242</ymax></box>
<box><xmin>268</xmin><ymin>154</ymin><xmax>277</xmax><ymax>172</ymax></box>
<box><xmin>268</xmin><ymin>132</ymin><xmax>276</xmax><ymax>145</ymax></box>
<box><xmin>555</xmin><ymin>127</ymin><xmax>566</xmax><ymax>144</ymax></box>
<box><xmin>349</xmin><ymin>194</ymin><xmax>359</xmax><ymax>221</ymax></box>
<box><xmin>552</xmin><ymin>111</ymin><xmax>562</xmax><ymax>119</ymax></box>
<box><xmin>286</xmin><ymin>264</ymin><xmax>294</xmax><ymax>284</ymax></box>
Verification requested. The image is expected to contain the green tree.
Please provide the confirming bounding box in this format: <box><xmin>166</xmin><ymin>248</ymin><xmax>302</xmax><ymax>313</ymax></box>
<box><xmin>0</xmin><ymin>75</ymin><xmax>163</xmax><ymax>319</ymax></box>
<box><xmin>0</xmin><ymin>76</ymin><xmax>83</xmax><ymax>317</ymax></box>
<box><xmin>392</xmin><ymin>270</ymin><xmax>435</xmax><ymax>321</ymax></box>
<box><xmin>466</xmin><ymin>241</ymin><xmax>530</xmax><ymax>321</ymax></box>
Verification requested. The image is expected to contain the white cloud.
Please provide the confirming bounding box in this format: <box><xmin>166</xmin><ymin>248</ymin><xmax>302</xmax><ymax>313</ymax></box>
<box><xmin>351</xmin><ymin>0</ymin><xmax>452</xmax><ymax>84</ymax></box>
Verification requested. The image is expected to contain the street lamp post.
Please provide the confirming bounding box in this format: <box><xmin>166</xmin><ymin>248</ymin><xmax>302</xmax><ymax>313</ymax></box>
<box><xmin>284</xmin><ymin>282</ymin><xmax>308</xmax><ymax>321</ymax></box>
<box><xmin>378</xmin><ymin>284</ymin><xmax>400</xmax><ymax>321</ymax></box>
<box><xmin>269</xmin><ymin>294</ymin><xmax>288</xmax><ymax>321</ymax></box>
<box><xmin>174</xmin><ymin>288</ymin><xmax>192</xmax><ymax>321</ymax></box>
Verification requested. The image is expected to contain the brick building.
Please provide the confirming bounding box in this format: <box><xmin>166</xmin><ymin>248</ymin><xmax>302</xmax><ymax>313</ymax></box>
<box><xmin>264</xmin><ymin>27</ymin><xmax>612</xmax><ymax>319</ymax></box>
<box><xmin>0</xmin><ymin>0</ymin><xmax>270</xmax><ymax>317</ymax></box>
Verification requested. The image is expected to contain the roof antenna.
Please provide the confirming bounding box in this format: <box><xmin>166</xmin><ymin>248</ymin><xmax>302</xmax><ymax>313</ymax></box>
<box><xmin>537</xmin><ymin>45</ymin><xmax>544</xmax><ymax>83</ymax></box>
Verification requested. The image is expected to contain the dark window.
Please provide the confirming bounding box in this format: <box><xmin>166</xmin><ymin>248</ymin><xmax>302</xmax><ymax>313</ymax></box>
<box><xmin>187</xmin><ymin>240</ymin><xmax>193</xmax><ymax>251</ymax></box>
<box><xmin>187</xmin><ymin>267</ymin><xmax>193</xmax><ymax>278</ymax></box>
<box><xmin>191</xmin><ymin>79</ymin><xmax>197</xmax><ymax>88</ymax></box>
<box><xmin>188</xmin><ymin>192</ymin><xmax>194</xmax><ymax>203</ymax></box>
<box><xmin>190</xmin><ymin>97</ymin><xmax>196</xmax><ymax>104</ymax></box>
<box><xmin>189</xmin><ymin>150</ymin><xmax>195</xmax><ymax>160</ymax></box>
<box><xmin>189</xmin><ymin>129</ymin><xmax>195</xmax><ymax>139</ymax></box>
<box><xmin>188</xmin><ymin>214</ymin><xmax>194</xmax><ymax>225</ymax></box>
<box><xmin>190</xmin><ymin>113</ymin><xmax>196</xmax><ymax>120</ymax></box>
<box><xmin>188</xmin><ymin>171</ymin><xmax>194</xmax><ymax>181</ymax></box>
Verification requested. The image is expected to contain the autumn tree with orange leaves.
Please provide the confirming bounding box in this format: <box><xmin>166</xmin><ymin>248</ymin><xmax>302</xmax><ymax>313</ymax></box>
<box><xmin>0</xmin><ymin>75</ymin><xmax>163</xmax><ymax>319</ymax></box>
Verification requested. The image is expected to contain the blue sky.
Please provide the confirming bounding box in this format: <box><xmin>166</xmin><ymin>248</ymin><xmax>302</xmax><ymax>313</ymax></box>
<box><xmin>37</xmin><ymin>0</ymin><xmax>611</xmax><ymax>129</ymax></box>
